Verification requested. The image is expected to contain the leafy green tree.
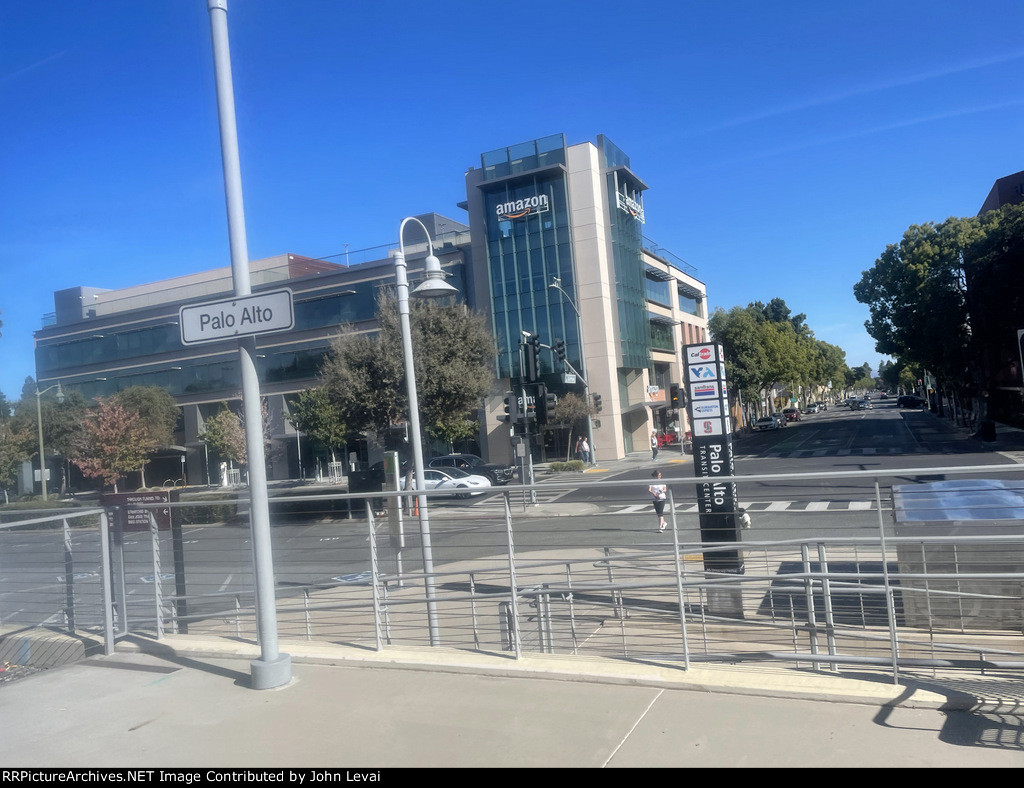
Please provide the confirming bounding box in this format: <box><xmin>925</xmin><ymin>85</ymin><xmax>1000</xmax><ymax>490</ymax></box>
<box><xmin>854</xmin><ymin>217</ymin><xmax>977</xmax><ymax>409</ymax></box>
<box><xmin>545</xmin><ymin>392</ymin><xmax>594</xmax><ymax>460</ymax></box>
<box><xmin>71</xmin><ymin>400</ymin><xmax>150</xmax><ymax>493</ymax></box>
<box><xmin>0</xmin><ymin>421</ymin><xmax>29</xmax><ymax>503</ymax></box>
<box><xmin>199</xmin><ymin>404</ymin><xmax>247</xmax><ymax>469</ymax></box>
<box><xmin>11</xmin><ymin>379</ymin><xmax>88</xmax><ymax>496</ymax></box>
<box><xmin>287</xmin><ymin>387</ymin><xmax>348</xmax><ymax>463</ymax></box>
<box><xmin>322</xmin><ymin>294</ymin><xmax>495</xmax><ymax>447</ymax></box>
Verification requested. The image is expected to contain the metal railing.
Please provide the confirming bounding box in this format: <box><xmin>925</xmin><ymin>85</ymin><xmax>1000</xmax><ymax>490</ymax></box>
<box><xmin>4</xmin><ymin>463</ymin><xmax>1024</xmax><ymax>685</ymax></box>
<box><xmin>0</xmin><ymin>508</ymin><xmax>113</xmax><ymax>666</ymax></box>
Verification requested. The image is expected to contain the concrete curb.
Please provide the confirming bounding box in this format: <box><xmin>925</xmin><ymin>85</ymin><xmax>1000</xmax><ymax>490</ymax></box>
<box><xmin>114</xmin><ymin>634</ymin><xmax>993</xmax><ymax>712</ymax></box>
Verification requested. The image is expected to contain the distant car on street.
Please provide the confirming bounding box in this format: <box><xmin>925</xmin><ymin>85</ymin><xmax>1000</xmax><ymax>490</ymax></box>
<box><xmin>428</xmin><ymin>453</ymin><xmax>516</xmax><ymax>485</ymax></box>
<box><xmin>805</xmin><ymin>403</ymin><xmax>820</xmax><ymax>414</ymax></box>
<box><xmin>754</xmin><ymin>416</ymin><xmax>780</xmax><ymax>431</ymax></box>
<box><xmin>399</xmin><ymin>467</ymin><xmax>492</xmax><ymax>499</ymax></box>
<box><xmin>782</xmin><ymin>407</ymin><xmax>801</xmax><ymax>422</ymax></box>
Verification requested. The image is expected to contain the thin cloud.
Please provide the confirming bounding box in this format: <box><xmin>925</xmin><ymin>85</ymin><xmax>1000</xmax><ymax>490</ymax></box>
<box><xmin>0</xmin><ymin>51</ymin><xmax>66</xmax><ymax>86</ymax></box>
<box><xmin>695</xmin><ymin>51</ymin><xmax>1024</xmax><ymax>135</ymax></box>
<box><xmin>685</xmin><ymin>98</ymin><xmax>1024</xmax><ymax>174</ymax></box>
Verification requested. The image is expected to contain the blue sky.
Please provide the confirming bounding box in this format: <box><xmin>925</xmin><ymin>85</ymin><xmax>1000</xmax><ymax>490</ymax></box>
<box><xmin>2</xmin><ymin>0</ymin><xmax>1022</xmax><ymax>402</ymax></box>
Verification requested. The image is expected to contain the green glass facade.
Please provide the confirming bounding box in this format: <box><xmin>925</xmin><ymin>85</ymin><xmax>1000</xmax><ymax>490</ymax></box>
<box><xmin>480</xmin><ymin>138</ymin><xmax>581</xmax><ymax>382</ymax></box>
<box><xmin>601</xmin><ymin>137</ymin><xmax>651</xmax><ymax>371</ymax></box>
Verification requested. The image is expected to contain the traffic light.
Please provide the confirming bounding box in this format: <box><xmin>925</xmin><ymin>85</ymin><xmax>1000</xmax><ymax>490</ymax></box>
<box><xmin>524</xmin><ymin>332</ymin><xmax>541</xmax><ymax>382</ymax></box>
<box><xmin>535</xmin><ymin>385</ymin><xmax>547</xmax><ymax>423</ymax></box>
<box><xmin>535</xmin><ymin>386</ymin><xmax>558</xmax><ymax>424</ymax></box>
<box><xmin>592</xmin><ymin>393</ymin><xmax>602</xmax><ymax>413</ymax></box>
<box><xmin>669</xmin><ymin>383</ymin><xmax>681</xmax><ymax>409</ymax></box>
<box><xmin>553</xmin><ymin>338</ymin><xmax>566</xmax><ymax>364</ymax></box>
<box><xmin>502</xmin><ymin>392</ymin><xmax>519</xmax><ymax>423</ymax></box>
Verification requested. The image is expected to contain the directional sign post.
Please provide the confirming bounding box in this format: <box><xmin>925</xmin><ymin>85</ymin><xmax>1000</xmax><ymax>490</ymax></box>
<box><xmin>179</xmin><ymin>289</ymin><xmax>294</xmax><ymax>346</ymax></box>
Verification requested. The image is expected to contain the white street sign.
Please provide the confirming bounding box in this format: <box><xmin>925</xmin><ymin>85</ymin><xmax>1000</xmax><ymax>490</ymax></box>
<box><xmin>179</xmin><ymin>289</ymin><xmax>294</xmax><ymax>346</ymax></box>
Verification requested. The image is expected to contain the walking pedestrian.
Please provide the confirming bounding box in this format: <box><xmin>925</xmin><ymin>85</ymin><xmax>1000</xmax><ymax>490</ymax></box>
<box><xmin>649</xmin><ymin>470</ymin><xmax>667</xmax><ymax>532</ymax></box>
<box><xmin>651</xmin><ymin>430</ymin><xmax>659</xmax><ymax>461</ymax></box>
<box><xmin>739</xmin><ymin>507</ymin><xmax>751</xmax><ymax>529</ymax></box>
<box><xmin>580</xmin><ymin>436</ymin><xmax>590</xmax><ymax>464</ymax></box>
<box><xmin>574</xmin><ymin>436</ymin><xmax>583</xmax><ymax>461</ymax></box>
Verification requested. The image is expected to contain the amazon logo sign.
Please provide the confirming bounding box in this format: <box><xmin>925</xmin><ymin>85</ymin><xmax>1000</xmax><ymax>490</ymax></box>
<box><xmin>615</xmin><ymin>192</ymin><xmax>645</xmax><ymax>223</ymax></box>
<box><xmin>495</xmin><ymin>193</ymin><xmax>549</xmax><ymax>220</ymax></box>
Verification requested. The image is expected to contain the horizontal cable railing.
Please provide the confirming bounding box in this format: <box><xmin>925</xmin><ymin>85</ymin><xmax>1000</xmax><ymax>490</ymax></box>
<box><xmin>3</xmin><ymin>463</ymin><xmax>1024</xmax><ymax>684</ymax></box>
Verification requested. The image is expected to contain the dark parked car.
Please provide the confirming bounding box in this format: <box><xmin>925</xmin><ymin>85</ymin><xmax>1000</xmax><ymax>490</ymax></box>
<box><xmin>428</xmin><ymin>454</ymin><xmax>516</xmax><ymax>485</ymax></box>
<box><xmin>897</xmin><ymin>395</ymin><xmax>927</xmax><ymax>408</ymax></box>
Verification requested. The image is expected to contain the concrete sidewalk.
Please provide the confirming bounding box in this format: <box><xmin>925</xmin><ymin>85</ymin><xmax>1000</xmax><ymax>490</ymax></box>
<box><xmin>2</xmin><ymin>635</ymin><xmax>1024</xmax><ymax>768</ymax></box>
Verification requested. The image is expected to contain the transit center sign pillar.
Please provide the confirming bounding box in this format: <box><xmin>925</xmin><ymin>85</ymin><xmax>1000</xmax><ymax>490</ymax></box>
<box><xmin>684</xmin><ymin>343</ymin><xmax>745</xmax><ymax>617</ymax></box>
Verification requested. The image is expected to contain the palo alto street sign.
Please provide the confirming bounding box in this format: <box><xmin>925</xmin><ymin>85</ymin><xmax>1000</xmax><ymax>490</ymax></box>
<box><xmin>179</xmin><ymin>289</ymin><xmax>294</xmax><ymax>346</ymax></box>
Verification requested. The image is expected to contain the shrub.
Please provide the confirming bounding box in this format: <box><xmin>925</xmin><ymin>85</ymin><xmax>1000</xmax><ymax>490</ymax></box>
<box><xmin>548</xmin><ymin>460</ymin><xmax>586</xmax><ymax>473</ymax></box>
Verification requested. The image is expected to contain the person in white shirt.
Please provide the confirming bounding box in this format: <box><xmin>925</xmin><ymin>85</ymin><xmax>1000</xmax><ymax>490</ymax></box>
<box><xmin>580</xmin><ymin>436</ymin><xmax>590</xmax><ymax>464</ymax></box>
<box><xmin>649</xmin><ymin>470</ymin><xmax>668</xmax><ymax>532</ymax></box>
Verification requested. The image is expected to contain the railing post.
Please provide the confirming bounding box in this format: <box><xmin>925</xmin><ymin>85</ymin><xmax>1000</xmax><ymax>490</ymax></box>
<box><xmin>564</xmin><ymin>563</ymin><xmax>579</xmax><ymax>655</ymax></box>
<box><xmin>800</xmin><ymin>544</ymin><xmax>821</xmax><ymax>671</ymax></box>
<box><xmin>98</xmin><ymin>511</ymin><xmax>116</xmax><ymax>656</ymax></box>
<box><xmin>503</xmin><ymin>493</ymin><xmax>522</xmax><ymax>659</ymax></box>
<box><xmin>62</xmin><ymin>518</ymin><xmax>75</xmax><ymax>634</ymax></box>
<box><xmin>367</xmin><ymin>501</ymin><xmax>383</xmax><ymax>652</ymax></box>
<box><xmin>816</xmin><ymin>543</ymin><xmax>837</xmax><ymax>671</ymax></box>
<box><xmin>668</xmin><ymin>488</ymin><xmax>690</xmax><ymax>670</ymax></box>
<box><xmin>469</xmin><ymin>573</ymin><xmax>480</xmax><ymax>650</ymax></box>
<box><xmin>109</xmin><ymin>507</ymin><xmax>128</xmax><ymax>637</ymax></box>
<box><xmin>149</xmin><ymin>511</ymin><xmax>164</xmax><ymax>639</ymax></box>
<box><xmin>875</xmin><ymin>480</ymin><xmax>901</xmax><ymax>684</ymax></box>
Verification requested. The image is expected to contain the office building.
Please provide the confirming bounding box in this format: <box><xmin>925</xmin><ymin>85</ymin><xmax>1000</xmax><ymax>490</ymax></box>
<box><xmin>32</xmin><ymin>135</ymin><xmax>708</xmax><ymax>490</ymax></box>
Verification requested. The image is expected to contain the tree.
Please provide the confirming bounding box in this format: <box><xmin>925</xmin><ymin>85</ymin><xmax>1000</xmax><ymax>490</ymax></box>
<box><xmin>287</xmin><ymin>387</ymin><xmax>348</xmax><ymax>463</ymax></box>
<box><xmin>10</xmin><ymin>378</ymin><xmax>88</xmax><ymax>496</ymax></box>
<box><xmin>109</xmin><ymin>386</ymin><xmax>181</xmax><ymax>488</ymax></box>
<box><xmin>0</xmin><ymin>421</ymin><xmax>30</xmax><ymax>503</ymax></box>
<box><xmin>545</xmin><ymin>392</ymin><xmax>594</xmax><ymax>460</ymax></box>
<box><xmin>854</xmin><ymin>217</ymin><xmax>976</xmax><ymax>409</ymax></box>
<box><xmin>71</xmin><ymin>400</ymin><xmax>151</xmax><ymax>493</ymax></box>
<box><xmin>321</xmin><ymin>293</ymin><xmax>495</xmax><ymax>446</ymax></box>
<box><xmin>199</xmin><ymin>405</ymin><xmax>247</xmax><ymax>469</ymax></box>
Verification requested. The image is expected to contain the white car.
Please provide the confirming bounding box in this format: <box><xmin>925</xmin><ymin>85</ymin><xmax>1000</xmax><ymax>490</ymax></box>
<box><xmin>399</xmin><ymin>467</ymin><xmax>492</xmax><ymax>499</ymax></box>
<box><xmin>753</xmin><ymin>416</ymin><xmax>779</xmax><ymax>431</ymax></box>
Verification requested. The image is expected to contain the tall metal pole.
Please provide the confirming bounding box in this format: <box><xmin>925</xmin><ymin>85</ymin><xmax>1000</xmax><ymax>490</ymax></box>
<box><xmin>207</xmin><ymin>0</ymin><xmax>290</xmax><ymax>689</ymax></box>
<box><xmin>550</xmin><ymin>278</ymin><xmax>596</xmax><ymax>464</ymax></box>
<box><xmin>36</xmin><ymin>390</ymin><xmax>47</xmax><ymax>502</ymax></box>
<box><xmin>394</xmin><ymin>237</ymin><xmax>441</xmax><ymax>645</ymax></box>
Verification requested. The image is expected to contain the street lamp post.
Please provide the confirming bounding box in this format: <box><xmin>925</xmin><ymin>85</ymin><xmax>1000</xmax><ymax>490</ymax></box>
<box><xmin>394</xmin><ymin>216</ymin><xmax>458</xmax><ymax>646</ymax></box>
<box><xmin>35</xmin><ymin>382</ymin><xmax>64</xmax><ymax>502</ymax></box>
<box><xmin>549</xmin><ymin>277</ymin><xmax>596</xmax><ymax>464</ymax></box>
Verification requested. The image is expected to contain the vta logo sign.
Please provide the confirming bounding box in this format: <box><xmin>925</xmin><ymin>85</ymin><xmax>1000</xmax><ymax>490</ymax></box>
<box><xmin>696</xmin><ymin>366</ymin><xmax>715</xmax><ymax>378</ymax></box>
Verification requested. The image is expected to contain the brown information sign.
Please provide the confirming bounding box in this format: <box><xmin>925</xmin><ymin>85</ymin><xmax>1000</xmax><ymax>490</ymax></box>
<box><xmin>100</xmin><ymin>491</ymin><xmax>178</xmax><ymax>532</ymax></box>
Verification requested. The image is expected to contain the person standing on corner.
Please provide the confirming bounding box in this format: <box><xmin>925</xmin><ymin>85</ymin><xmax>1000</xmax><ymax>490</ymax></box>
<box><xmin>580</xmin><ymin>436</ymin><xmax>590</xmax><ymax>465</ymax></box>
<box><xmin>651</xmin><ymin>430</ymin><xmax>659</xmax><ymax>461</ymax></box>
<box><xmin>649</xmin><ymin>470</ymin><xmax>668</xmax><ymax>532</ymax></box>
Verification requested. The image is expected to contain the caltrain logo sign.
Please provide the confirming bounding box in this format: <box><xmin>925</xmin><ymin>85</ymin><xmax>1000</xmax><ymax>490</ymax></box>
<box><xmin>495</xmin><ymin>194</ymin><xmax>549</xmax><ymax>220</ymax></box>
<box><xmin>687</xmin><ymin>345</ymin><xmax>718</xmax><ymax>364</ymax></box>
